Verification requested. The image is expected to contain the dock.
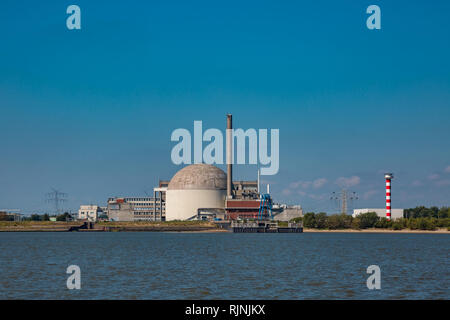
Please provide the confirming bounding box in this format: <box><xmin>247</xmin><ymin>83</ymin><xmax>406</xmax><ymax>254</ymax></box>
<box><xmin>231</xmin><ymin>221</ymin><xmax>303</xmax><ymax>233</ymax></box>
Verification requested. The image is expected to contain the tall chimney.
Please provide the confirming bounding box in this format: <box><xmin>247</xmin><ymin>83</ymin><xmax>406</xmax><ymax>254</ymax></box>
<box><xmin>257</xmin><ymin>168</ymin><xmax>260</xmax><ymax>195</ymax></box>
<box><xmin>226</xmin><ymin>114</ymin><xmax>233</xmax><ymax>199</ymax></box>
<box><xmin>385</xmin><ymin>173</ymin><xmax>393</xmax><ymax>220</ymax></box>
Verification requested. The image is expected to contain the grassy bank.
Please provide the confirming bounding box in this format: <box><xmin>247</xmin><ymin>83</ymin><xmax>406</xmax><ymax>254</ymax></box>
<box><xmin>97</xmin><ymin>220</ymin><xmax>222</xmax><ymax>232</ymax></box>
<box><xmin>0</xmin><ymin>220</ymin><xmax>222</xmax><ymax>232</ymax></box>
<box><xmin>303</xmin><ymin>228</ymin><xmax>449</xmax><ymax>233</ymax></box>
<box><xmin>291</xmin><ymin>211</ymin><xmax>450</xmax><ymax>232</ymax></box>
<box><xmin>0</xmin><ymin>221</ymin><xmax>81</xmax><ymax>232</ymax></box>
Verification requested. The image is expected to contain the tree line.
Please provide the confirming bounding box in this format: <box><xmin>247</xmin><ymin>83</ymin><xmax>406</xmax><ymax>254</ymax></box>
<box><xmin>290</xmin><ymin>206</ymin><xmax>450</xmax><ymax>231</ymax></box>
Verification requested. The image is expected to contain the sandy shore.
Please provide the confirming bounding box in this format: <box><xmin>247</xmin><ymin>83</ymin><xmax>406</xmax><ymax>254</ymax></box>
<box><xmin>1</xmin><ymin>222</ymin><xmax>448</xmax><ymax>234</ymax></box>
<box><xmin>303</xmin><ymin>228</ymin><xmax>449</xmax><ymax>234</ymax></box>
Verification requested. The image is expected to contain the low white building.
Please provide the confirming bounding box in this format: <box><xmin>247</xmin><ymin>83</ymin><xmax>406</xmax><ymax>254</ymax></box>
<box><xmin>353</xmin><ymin>208</ymin><xmax>404</xmax><ymax>220</ymax></box>
<box><xmin>78</xmin><ymin>205</ymin><xmax>103</xmax><ymax>222</ymax></box>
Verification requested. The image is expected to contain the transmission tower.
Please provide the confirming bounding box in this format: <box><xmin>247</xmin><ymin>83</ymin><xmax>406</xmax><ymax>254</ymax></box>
<box><xmin>46</xmin><ymin>188</ymin><xmax>67</xmax><ymax>215</ymax></box>
<box><xmin>330</xmin><ymin>189</ymin><xmax>358</xmax><ymax>214</ymax></box>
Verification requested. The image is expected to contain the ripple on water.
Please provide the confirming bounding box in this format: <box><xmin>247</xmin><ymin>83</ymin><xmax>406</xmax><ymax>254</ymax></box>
<box><xmin>0</xmin><ymin>232</ymin><xmax>448</xmax><ymax>299</ymax></box>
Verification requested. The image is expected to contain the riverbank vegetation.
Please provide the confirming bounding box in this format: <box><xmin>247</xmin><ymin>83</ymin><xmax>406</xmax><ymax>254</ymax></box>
<box><xmin>290</xmin><ymin>206</ymin><xmax>450</xmax><ymax>231</ymax></box>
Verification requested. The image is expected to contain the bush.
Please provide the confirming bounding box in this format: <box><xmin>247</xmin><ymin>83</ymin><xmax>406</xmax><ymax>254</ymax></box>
<box><xmin>375</xmin><ymin>217</ymin><xmax>392</xmax><ymax>229</ymax></box>
<box><xmin>391</xmin><ymin>221</ymin><xmax>404</xmax><ymax>230</ymax></box>
<box><xmin>315</xmin><ymin>212</ymin><xmax>328</xmax><ymax>229</ymax></box>
<box><xmin>407</xmin><ymin>218</ymin><xmax>437</xmax><ymax>230</ymax></box>
<box><xmin>351</xmin><ymin>217</ymin><xmax>361</xmax><ymax>229</ymax></box>
<box><xmin>326</xmin><ymin>214</ymin><xmax>353</xmax><ymax>229</ymax></box>
<box><xmin>290</xmin><ymin>217</ymin><xmax>303</xmax><ymax>223</ymax></box>
<box><xmin>303</xmin><ymin>213</ymin><xmax>316</xmax><ymax>228</ymax></box>
<box><xmin>436</xmin><ymin>218</ymin><xmax>450</xmax><ymax>228</ymax></box>
<box><xmin>31</xmin><ymin>214</ymin><xmax>41</xmax><ymax>221</ymax></box>
<box><xmin>358</xmin><ymin>212</ymin><xmax>379</xmax><ymax>229</ymax></box>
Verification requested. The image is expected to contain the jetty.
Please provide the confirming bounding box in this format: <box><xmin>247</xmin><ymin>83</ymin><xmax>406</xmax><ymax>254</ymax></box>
<box><xmin>231</xmin><ymin>221</ymin><xmax>303</xmax><ymax>233</ymax></box>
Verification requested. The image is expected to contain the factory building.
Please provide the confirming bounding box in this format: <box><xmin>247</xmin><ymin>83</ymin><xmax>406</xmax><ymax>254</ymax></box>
<box><xmin>0</xmin><ymin>210</ymin><xmax>23</xmax><ymax>221</ymax></box>
<box><xmin>107</xmin><ymin>196</ymin><xmax>165</xmax><ymax>221</ymax></box>
<box><xmin>353</xmin><ymin>208</ymin><xmax>404</xmax><ymax>220</ymax></box>
<box><xmin>78</xmin><ymin>205</ymin><xmax>106</xmax><ymax>222</ymax></box>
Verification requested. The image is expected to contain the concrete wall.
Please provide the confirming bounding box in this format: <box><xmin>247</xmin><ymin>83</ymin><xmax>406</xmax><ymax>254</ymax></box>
<box><xmin>273</xmin><ymin>207</ymin><xmax>303</xmax><ymax>221</ymax></box>
<box><xmin>166</xmin><ymin>189</ymin><xmax>226</xmax><ymax>220</ymax></box>
<box><xmin>108</xmin><ymin>203</ymin><xmax>134</xmax><ymax>221</ymax></box>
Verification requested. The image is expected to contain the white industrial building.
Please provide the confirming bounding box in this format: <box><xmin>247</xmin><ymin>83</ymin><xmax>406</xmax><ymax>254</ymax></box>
<box><xmin>353</xmin><ymin>208</ymin><xmax>404</xmax><ymax>220</ymax></box>
<box><xmin>78</xmin><ymin>205</ymin><xmax>105</xmax><ymax>222</ymax></box>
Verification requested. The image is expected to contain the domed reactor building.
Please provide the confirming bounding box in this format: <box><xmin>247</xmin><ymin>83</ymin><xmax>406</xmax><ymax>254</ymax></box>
<box><xmin>166</xmin><ymin>164</ymin><xmax>227</xmax><ymax>220</ymax></box>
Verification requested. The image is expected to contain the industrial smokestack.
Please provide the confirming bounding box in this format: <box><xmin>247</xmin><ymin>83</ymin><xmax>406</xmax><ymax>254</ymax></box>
<box><xmin>257</xmin><ymin>168</ymin><xmax>260</xmax><ymax>195</ymax></box>
<box><xmin>226</xmin><ymin>114</ymin><xmax>233</xmax><ymax>199</ymax></box>
<box><xmin>385</xmin><ymin>173</ymin><xmax>393</xmax><ymax>220</ymax></box>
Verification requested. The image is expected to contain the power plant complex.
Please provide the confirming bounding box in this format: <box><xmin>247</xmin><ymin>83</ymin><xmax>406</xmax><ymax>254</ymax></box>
<box><xmin>77</xmin><ymin>114</ymin><xmax>403</xmax><ymax>224</ymax></box>
<box><xmin>80</xmin><ymin>114</ymin><xmax>302</xmax><ymax>223</ymax></box>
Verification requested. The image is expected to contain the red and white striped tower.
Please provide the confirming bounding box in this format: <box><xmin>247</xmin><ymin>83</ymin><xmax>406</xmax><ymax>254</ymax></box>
<box><xmin>385</xmin><ymin>173</ymin><xmax>394</xmax><ymax>220</ymax></box>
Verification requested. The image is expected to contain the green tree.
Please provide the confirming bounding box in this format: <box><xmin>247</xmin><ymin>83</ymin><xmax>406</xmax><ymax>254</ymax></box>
<box><xmin>391</xmin><ymin>221</ymin><xmax>404</xmax><ymax>230</ymax></box>
<box><xmin>326</xmin><ymin>213</ymin><xmax>352</xmax><ymax>229</ymax></box>
<box><xmin>303</xmin><ymin>213</ymin><xmax>316</xmax><ymax>228</ymax></box>
<box><xmin>56</xmin><ymin>212</ymin><xmax>71</xmax><ymax>221</ymax></box>
<box><xmin>31</xmin><ymin>214</ymin><xmax>41</xmax><ymax>221</ymax></box>
<box><xmin>375</xmin><ymin>217</ymin><xmax>392</xmax><ymax>229</ymax></box>
<box><xmin>351</xmin><ymin>217</ymin><xmax>361</xmax><ymax>229</ymax></box>
<box><xmin>326</xmin><ymin>214</ymin><xmax>341</xmax><ymax>229</ymax></box>
<box><xmin>315</xmin><ymin>212</ymin><xmax>327</xmax><ymax>229</ymax></box>
<box><xmin>357</xmin><ymin>212</ymin><xmax>379</xmax><ymax>229</ymax></box>
<box><xmin>438</xmin><ymin>207</ymin><xmax>449</xmax><ymax>219</ymax></box>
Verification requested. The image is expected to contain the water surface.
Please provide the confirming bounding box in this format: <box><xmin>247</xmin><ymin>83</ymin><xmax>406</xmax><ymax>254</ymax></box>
<box><xmin>0</xmin><ymin>232</ymin><xmax>448</xmax><ymax>299</ymax></box>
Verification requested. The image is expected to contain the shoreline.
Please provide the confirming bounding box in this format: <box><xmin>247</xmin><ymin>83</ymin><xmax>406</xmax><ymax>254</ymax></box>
<box><xmin>0</xmin><ymin>227</ymin><xmax>448</xmax><ymax>234</ymax></box>
<box><xmin>0</xmin><ymin>222</ymin><xmax>448</xmax><ymax>233</ymax></box>
<box><xmin>303</xmin><ymin>228</ymin><xmax>449</xmax><ymax>234</ymax></box>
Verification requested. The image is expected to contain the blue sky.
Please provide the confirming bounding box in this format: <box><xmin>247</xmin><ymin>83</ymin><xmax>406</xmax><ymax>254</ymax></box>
<box><xmin>0</xmin><ymin>0</ymin><xmax>449</xmax><ymax>214</ymax></box>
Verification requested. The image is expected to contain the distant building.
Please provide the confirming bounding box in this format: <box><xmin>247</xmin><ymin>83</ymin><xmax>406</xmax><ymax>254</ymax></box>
<box><xmin>353</xmin><ymin>208</ymin><xmax>404</xmax><ymax>220</ymax></box>
<box><xmin>78</xmin><ymin>205</ymin><xmax>104</xmax><ymax>222</ymax></box>
<box><xmin>0</xmin><ymin>211</ymin><xmax>23</xmax><ymax>221</ymax></box>
<box><xmin>107</xmin><ymin>196</ymin><xmax>165</xmax><ymax>222</ymax></box>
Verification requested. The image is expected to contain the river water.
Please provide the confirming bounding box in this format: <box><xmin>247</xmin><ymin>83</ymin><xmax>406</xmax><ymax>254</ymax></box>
<box><xmin>0</xmin><ymin>232</ymin><xmax>448</xmax><ymax>299</ymax></box>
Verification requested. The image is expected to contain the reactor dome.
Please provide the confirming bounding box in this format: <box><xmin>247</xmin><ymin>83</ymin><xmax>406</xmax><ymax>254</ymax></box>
<box><xmin>166</xmin><ymin>164</ymin><xmax>227</xmax><ymax>220</ymax></box>
<box><xmin>168</xmin><ymin>164</ymin><xmax>227</xmax><ymax>190</ymax></box>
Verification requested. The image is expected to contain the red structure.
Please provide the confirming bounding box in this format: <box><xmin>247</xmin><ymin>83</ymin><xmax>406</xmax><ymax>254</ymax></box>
<box><xmin>225</xmin><ymin>197</ymin><xmax>274</xmax><ymax>220</ymax></box>
<box><xmin>385</xmin><ymin>173</ymin><xmax>393</xmax><ymax>220</ymax></box>
<box><xmin>225</xmin><ymin>199</ymin><xmax>260</xmax><ymax>220</ymax></box>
